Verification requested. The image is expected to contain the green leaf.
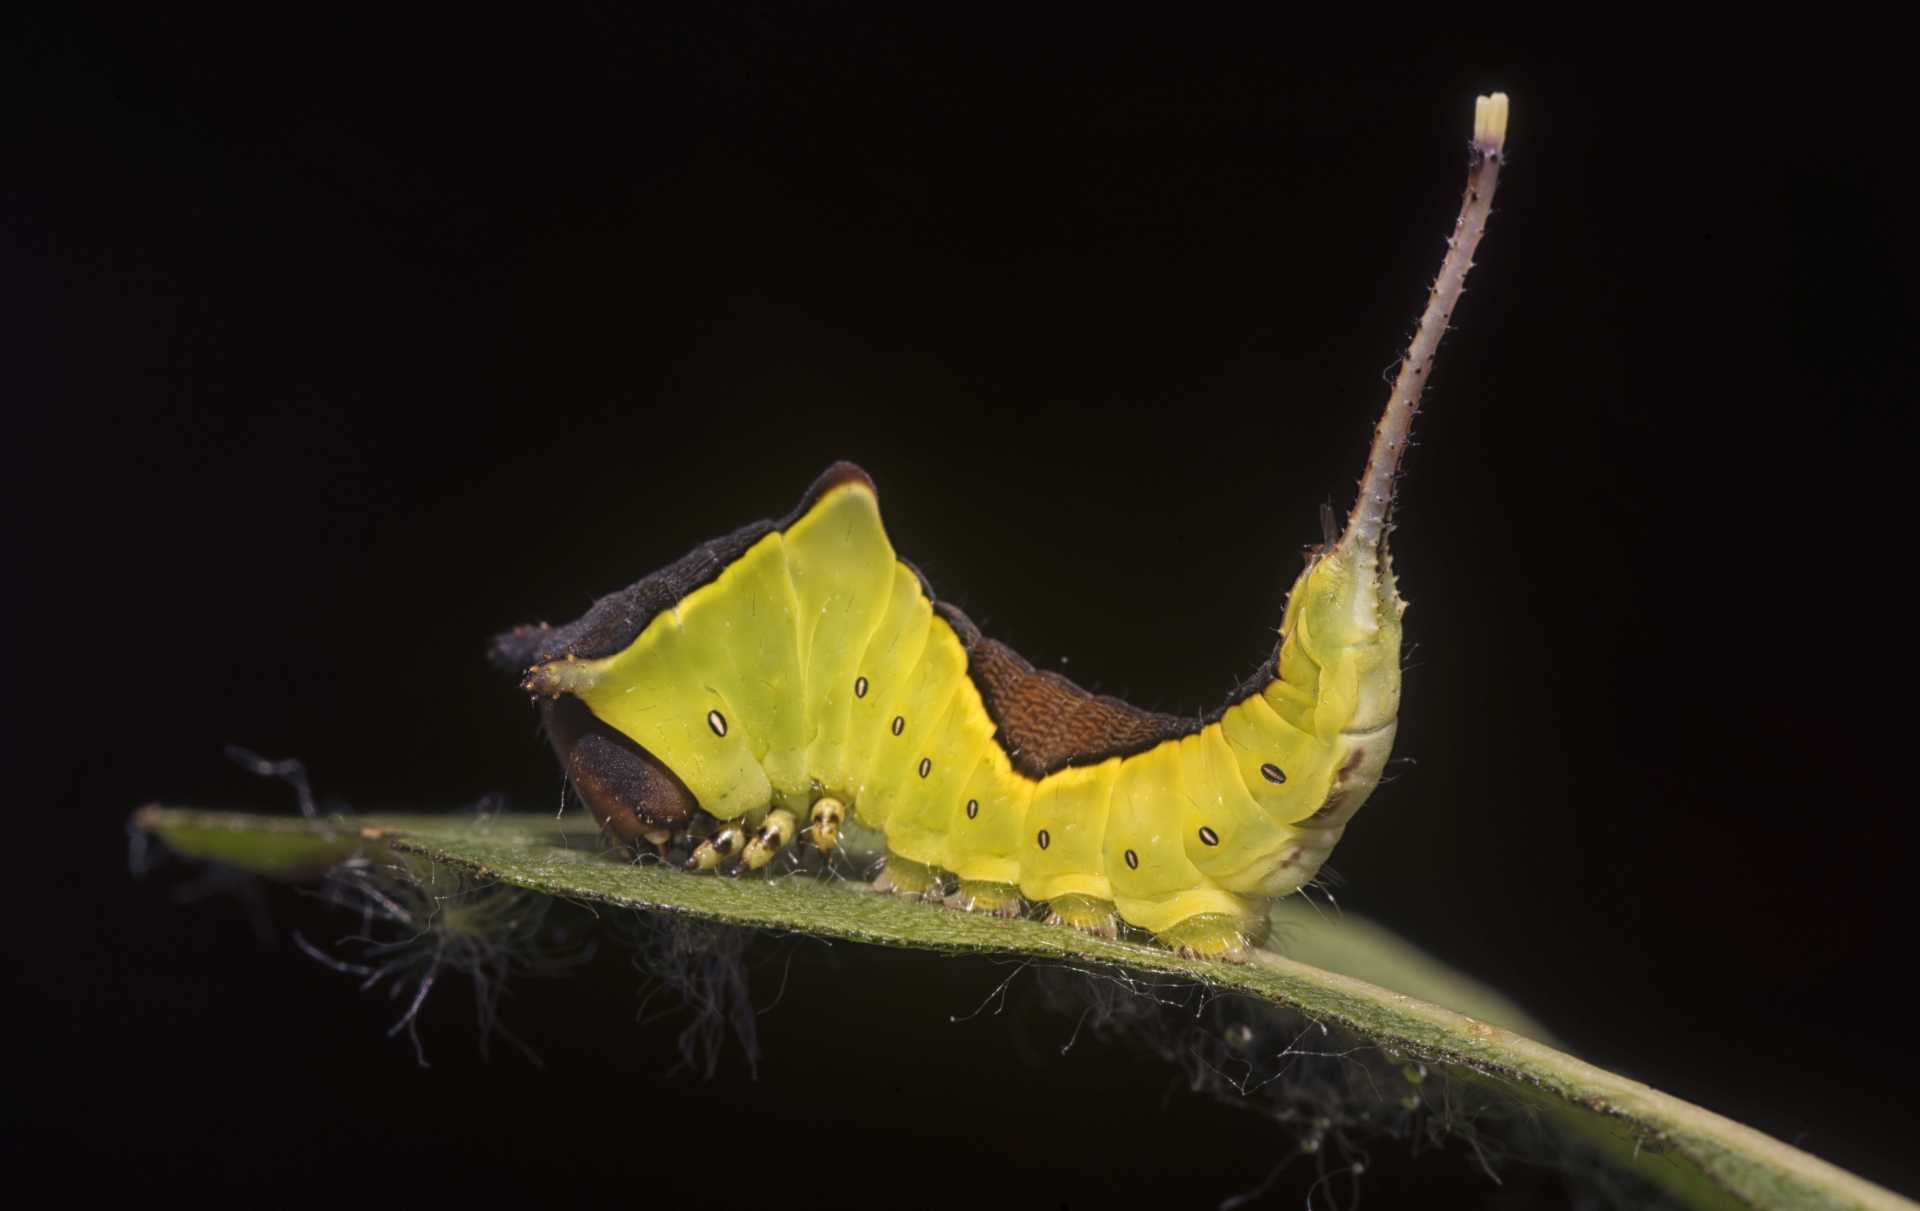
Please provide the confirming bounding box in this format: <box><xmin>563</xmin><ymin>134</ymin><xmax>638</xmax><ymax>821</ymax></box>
<box><xmin>130</xmin><ymin>806</ymin><xmax>1912</xmax><ymax>1211</ymax></box>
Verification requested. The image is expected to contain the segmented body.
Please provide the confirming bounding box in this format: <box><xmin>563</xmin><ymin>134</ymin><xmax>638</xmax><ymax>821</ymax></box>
<box><xmin>511</xmin><ymin>462</ymin><xmax>1403</xmax><ymax>952</ymax></box>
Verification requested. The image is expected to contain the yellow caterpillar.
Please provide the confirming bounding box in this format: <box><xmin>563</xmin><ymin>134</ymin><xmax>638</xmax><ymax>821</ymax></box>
<box><xmin>494</xmin><ymin>94</ymin><xmax>1509</xmax><ymax>960</ymax></box>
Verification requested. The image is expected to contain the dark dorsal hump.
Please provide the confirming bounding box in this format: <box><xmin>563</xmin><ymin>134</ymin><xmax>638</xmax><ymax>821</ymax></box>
<box><xmin>936</xmin><ymin>603</ymin><xmax>1194</xmax><ymax>779</ymax></box>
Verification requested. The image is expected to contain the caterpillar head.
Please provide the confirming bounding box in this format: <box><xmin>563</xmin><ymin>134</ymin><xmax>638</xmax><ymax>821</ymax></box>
<box><xmin>493</xmin><ymin>622</ymin><xmax>700</xmax><ymax>849</ymax></box>
<box><xmin>534</xmin><ymin>693</ymin><xmax>700</xmax><ymax>848</ymax></box>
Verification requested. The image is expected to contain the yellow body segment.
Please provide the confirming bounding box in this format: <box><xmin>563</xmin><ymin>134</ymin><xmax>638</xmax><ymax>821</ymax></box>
<box><xmin>540</xmin><ymin>478</ymin><xmax>1404</xmax><ymax>946</ymax></box>
<box><xmin>1102</xmin><ymin>742</ymin><xmax>1257</xmax><ymax>933</ymax></box>
<box><xmin>1019</xmin><ymin>758</ymin><xmax>1121</xmax><ymax>905</ymax></box>
<box><xmin>943</xmin><ymin>745</ymin><xmax>1033</xmax><ymax>885</ymax></box>
<box><xmin>884</xmin><ymin>674</ymin><xmax>997</xmax><ymax>871</ymax></box>
<box><xmin>1177</xmin><ymin>727</ymin><xmax>1294</xmax><ymax>892</ymax></box>
<box><xmin>827</xmin><ymin>562</ymin><xmax>934</xmax><ymax>808</ymax></box>
<box><xmin>682</xmin><ymin>532</ymin><xmax>810</xmax><ymax>807</ymax></box>
<box><xmin>784</xmin><ymin>484</ymin><xmax>898</xmax><ymax>787</ymax></box>
<box><xmin>1219</xmin><ymin>694</ymin><xmax>1330</xmax><ymax>824</ymax></box>
<box><xmin>851</xmin><ymin>614</ymin><xmax>968</xmax><ymax>831</ymax></box>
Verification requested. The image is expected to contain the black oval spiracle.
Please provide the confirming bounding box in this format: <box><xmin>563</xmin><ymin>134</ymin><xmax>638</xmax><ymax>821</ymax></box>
<box><xmin>1124</xmin><ymin>849</ymin><xmax>1139</xmax><ymax>870</ymax></box>
<box><xmin>890</xmin><ymin>715</ymin><xmax>905</xmax><ymax>736</ymax></box>
<box><xmin>854</xmin><ymin>675</ymin><xmax>869</xmax><ymax>698</ymax></box>
<box><xmin>917</xmin><ymin>757</ymin><xmax>932</xmax><ymax>779</ymax></box>
<box><xmin>1197</xmin><ymin>826</ymin><xmax>1220</xmax><ymax>847</ymax></box>
<box><xmin>965</xmin><ymin>799</ymin><xmax>979</xmax><ymax>820</ymax></box>
<box><xmin>1260</xmin><ymin>762</ymin><xmax>1287</xmax><ymax>784</ymax></box>
<box><xmin>706</xmin><ymin>709</ymin><xmax>728</xmax><ymax>737</ymax></box>
<box><xmin>1036</xmin><ymin>829</ymin><xmax>1050</xmax><ymax>850</ymax></box>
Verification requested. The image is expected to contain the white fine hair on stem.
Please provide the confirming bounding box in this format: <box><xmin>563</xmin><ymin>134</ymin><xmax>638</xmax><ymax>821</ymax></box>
<box><xmin>1337</xmin><ymin>92</ymin><xmax>1509</xmax><ymax>568</ymax></box>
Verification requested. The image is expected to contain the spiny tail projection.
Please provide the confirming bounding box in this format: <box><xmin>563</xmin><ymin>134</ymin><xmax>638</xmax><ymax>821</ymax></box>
<box><xmin>493</xmin><ymin>94</ymin><xmax>1510</xmax><ymax>960</ymax></box>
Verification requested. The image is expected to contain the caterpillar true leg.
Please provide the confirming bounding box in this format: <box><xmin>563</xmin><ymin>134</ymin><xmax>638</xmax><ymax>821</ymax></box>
<box><xmin>805</xmin><ymin>797</ymin><xmax>845</xmax><ymax>855</ymax></box>
<box><xmin>688</xmin><ymin>819</ymin><xmax>748</xmax><ymax>871</ymax></box>
<box><xmin>740</xmin><ymin>809</ymin><xmax>798</xmax><ymax>871</ymax></box>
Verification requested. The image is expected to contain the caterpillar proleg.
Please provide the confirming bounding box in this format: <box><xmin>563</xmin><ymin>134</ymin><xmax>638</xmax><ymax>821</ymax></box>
<box><xmin>494</xmin><ymin>93</ymin><xmax>1510</xmax><ymax>960</ymax></box>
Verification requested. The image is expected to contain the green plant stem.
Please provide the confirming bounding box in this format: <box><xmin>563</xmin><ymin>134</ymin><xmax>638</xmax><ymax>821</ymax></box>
<box><xmin>131</xmin><ymin>806</ymin><xmax>1912</xmax><ymax>1211</ymax></box>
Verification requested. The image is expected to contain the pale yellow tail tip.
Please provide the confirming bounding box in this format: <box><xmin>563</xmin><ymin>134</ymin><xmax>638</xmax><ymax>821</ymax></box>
<box><xmin>1474</xmin><ymin>92</ymin><xmax>1510</xmax><ymax>153</ymax></box>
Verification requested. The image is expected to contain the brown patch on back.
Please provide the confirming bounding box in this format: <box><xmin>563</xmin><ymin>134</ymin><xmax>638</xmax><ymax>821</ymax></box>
<box><xmin>540</xmin><ymin>697</ymin><xmax>698</xmax><ymax>842</ymax></box>
<box><xmin>938</xmin><ymin>603</ymin><xmax>1193</xmax><ymax>777</ymax></box>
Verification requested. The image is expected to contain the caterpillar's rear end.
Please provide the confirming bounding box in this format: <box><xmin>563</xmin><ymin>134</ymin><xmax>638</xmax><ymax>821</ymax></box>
<box><xmin>495</xmin><ymin>93</ymin><xmax>1510</xmax><ymax>962</ymax></box>
<box><xmin>1134</xmin><ymin>92</ymin><xmax>1511</xmax><ymax>946</ymax></box>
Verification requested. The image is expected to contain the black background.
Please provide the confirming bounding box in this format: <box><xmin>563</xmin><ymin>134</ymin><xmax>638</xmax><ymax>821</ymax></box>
<box><xmin>8</xmin><ymin>10</ymin><xmax>1916</xmax><ymax>1208</ymax></box>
